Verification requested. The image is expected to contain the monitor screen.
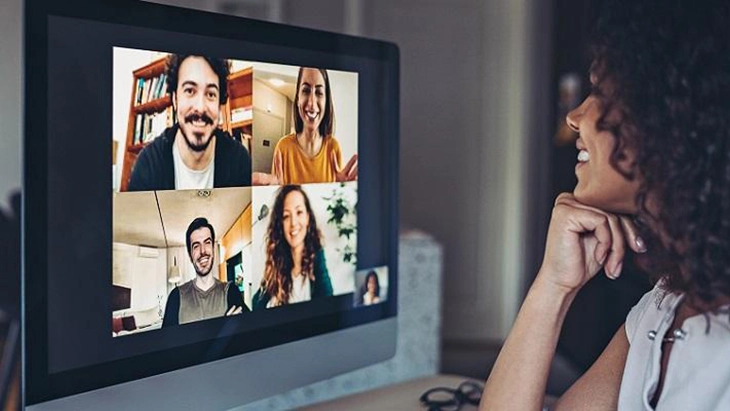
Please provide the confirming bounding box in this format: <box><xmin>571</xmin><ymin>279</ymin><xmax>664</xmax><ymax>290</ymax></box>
<box><xmin>111</xmin><ymin>50</ymin><xmax>365</xmax><ymax>335</ymax></box>
<box><xmin>24</xmin><ymin>0</ymin><xmax>398</xmax><ymax>406</ymax></box>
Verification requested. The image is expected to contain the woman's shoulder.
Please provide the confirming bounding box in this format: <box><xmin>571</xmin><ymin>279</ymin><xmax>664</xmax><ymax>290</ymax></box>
<box><xmin>312</xmin><ymin>248</ymin><xmax>333</xmax><ymax>296</ymax></box>
<box><xmin>275</xmin><ymin>133</ymin><xmax>298</xmax><ymax>150</ymax></box>
<box><xmin>625</xmin><ymin>281</ymin><xmax>676</xmax><ymax>343</ymax></box>
<box><xmin>325</xmin><ymin>135</ymin><xmax>341</xmax><ymax>150</ymax></box>
<box><xmin>313</xmin><ymin>249</ymin><xmax>330</xmax><ymax>278</ymax></box>
<box><xmin>314</xmin><ymin>247</ymin><xmax>327</xmax><ymax>262</ymax></box>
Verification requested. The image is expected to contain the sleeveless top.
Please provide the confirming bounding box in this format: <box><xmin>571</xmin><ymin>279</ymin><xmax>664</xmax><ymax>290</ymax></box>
<box><xmin>618</xmin><ymin>283</ymin><xmax>730</xmax><ymax>410</ymax></box>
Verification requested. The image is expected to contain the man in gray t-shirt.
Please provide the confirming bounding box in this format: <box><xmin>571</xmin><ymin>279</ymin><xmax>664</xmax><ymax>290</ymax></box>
<box><xmin>162</xmin><ymin>217</ymin><xmax>245</xmax><ymax>327</ymax></box>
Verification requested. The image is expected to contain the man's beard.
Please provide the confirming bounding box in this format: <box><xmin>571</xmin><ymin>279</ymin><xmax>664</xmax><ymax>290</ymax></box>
<box><xmin>194</xmin><ymin>254</ymin><xmax>214</xmax><ymax>277</ymax></box>
<box><xmin>181</xmin><ymin>113</ymin><xmax>215</xmax><ymax>152</ymax></box>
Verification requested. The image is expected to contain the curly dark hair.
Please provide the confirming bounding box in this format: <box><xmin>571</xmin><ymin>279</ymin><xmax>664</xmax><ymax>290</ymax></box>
<box><xmin>261</xmin><ymin>185</ymin><xmax>323</xmax><ymax>306</ymax></box>
<box><xmin>590</xmin><ymin>0</ymin><xmax>730</xmax><ymax>306</ymax></box>
<box><xmin>165</xmin><ymin>54</ymin><xmax>230</xmax><ymax>104</ymax></box>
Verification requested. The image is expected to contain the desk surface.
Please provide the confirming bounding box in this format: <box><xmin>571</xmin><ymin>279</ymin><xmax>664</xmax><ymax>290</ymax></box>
<box><xmin>301</xmin><ymin>374</ymin><xmax>479</xmax><ymax>411</ymax></box>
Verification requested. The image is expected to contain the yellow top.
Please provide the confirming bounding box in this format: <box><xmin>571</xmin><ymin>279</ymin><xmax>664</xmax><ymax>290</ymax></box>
<box><xmin>273</xmin><ymin>133</ymin><xmax>343</xmax><ymax>185</ymax></box>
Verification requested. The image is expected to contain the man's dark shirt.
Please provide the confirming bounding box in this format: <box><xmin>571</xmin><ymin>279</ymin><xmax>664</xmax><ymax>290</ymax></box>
<box><xmin>128</xmin><ymin>124</ymin><xmax>252</xmax><ymax>191</ymax></box>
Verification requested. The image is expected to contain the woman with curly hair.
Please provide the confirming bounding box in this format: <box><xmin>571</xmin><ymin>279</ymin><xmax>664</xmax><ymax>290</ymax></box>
<box><xmin>481</xmin><ymin>0</ymin><xmax>730</xmax><ymax>409</ymax></box>
<box><xmin>252</xmin><ymin>185</ymin><xmax>333</xmax><ymax>309</ymax></box>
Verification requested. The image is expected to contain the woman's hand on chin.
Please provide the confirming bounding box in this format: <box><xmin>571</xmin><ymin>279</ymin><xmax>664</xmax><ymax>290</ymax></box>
<box><xmin>537</xmin><ymin>193</ymin><xmax>646</xmax><ymax>296</ymax></box>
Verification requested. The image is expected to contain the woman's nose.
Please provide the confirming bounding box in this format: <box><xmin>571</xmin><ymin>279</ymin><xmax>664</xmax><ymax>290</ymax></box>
<box><xmin>565</xmin><ymin>99</ymin><xmax>584</xmax><ymax>132</ymax></box>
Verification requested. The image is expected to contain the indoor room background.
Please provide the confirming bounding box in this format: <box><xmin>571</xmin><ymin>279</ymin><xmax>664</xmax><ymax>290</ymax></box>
<box><xmin>157</xmin><ymin>0</ymin><xmax>554</xmax><ymax>381</ymax></box>
<box><xmin>0</xmin><ymin>0</ymin><xmax>649</xmax><ymax>408</ymax></box>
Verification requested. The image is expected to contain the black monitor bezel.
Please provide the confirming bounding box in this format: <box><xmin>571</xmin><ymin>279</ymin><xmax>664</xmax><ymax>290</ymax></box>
<box><xmin>24</xmin><ymin>0</ymin><xmax>399</xmax><ymax>404</ymax></box>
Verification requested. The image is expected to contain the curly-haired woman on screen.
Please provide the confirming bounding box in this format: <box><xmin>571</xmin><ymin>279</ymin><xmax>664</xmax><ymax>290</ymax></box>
<box><xmin>481</xmin><ymin>0</ymin><xmax>730</xmax><ymax>409</ymax></box>
<box><xmin>253</xmin><ymin>185</ymin><xmax>333</xmax><ymax>309</ymax></box>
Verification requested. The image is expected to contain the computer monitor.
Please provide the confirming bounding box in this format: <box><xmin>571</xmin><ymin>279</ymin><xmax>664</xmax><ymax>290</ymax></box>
<box><xmin>23</xmin><ymin>0</ymin><xmax>399</xmax><ymax>409</ymax></box>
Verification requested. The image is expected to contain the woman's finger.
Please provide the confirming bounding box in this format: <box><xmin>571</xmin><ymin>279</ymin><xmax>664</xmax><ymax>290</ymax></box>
<box><xmin>343</xmin><ymin>154</ymin><xmax>358</xmax><ymax>181</ymax></box>
<box><xmin>559</xmin><ymin>204</ymin><xmax>613</xmax><ymax>267</ymax></box>
<box><xmin>555</xmin><ymin>196</ymin><xmax>612</xmax><ymax>265</ymax></box>
<box><xmin>346</xmin><ymin>163</ymin><xmax>358</xmax><ymax>181</ymax></box>
<box><xmin>554</xmin><ymin>192</ymin><xmax>575</xmax><ymax>206</ymax></box>
<box><xmin>274</xmin><ymin>150</ymin><xmax>284</xmax><ymax>183</ymax></box>
<box><xmin>619</xmin><ymin>216</ymin><xmax>646</xmax><ymax>254</ymax></box>
<box><xmin>330</xmin><ymin>151</ymin><xmax>341</xmax><ymax>175</ymax></box>
<box><xmin>602</xmin><ymin>213</ymin><xmax>626</xmax><ymax>279</ymax></box>
<box><xmin>568</xmin><ymin>203</ymin><xmax>626</xmax><ymax>278</ymax></box>
<box><xmin>555</xmin><ymin>193</ymin><xmax>628</xmax><ymax>278</ymax></box>
<box><xmin>252</xmin><ymin>172</ymin><xmax>270</xmax><ymax>186</ymax></box>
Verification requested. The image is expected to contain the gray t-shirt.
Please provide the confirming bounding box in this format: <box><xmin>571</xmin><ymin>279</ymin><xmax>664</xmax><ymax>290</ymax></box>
<box><xmin>177</xmin><ymin>279</ymin><xmax>229</xmax><ymax>325</ymax></box>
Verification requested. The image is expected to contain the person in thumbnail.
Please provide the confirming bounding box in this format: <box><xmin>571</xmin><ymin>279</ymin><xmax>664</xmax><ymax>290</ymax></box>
<box><xmin>361</xmin><ymin>270</ymin><xmax>381</xmax><ymax>306</ymax></box>
<box><xmin>128</xmin><ymin>54</ymin><xmax>252</xmax><ymax>191</ymax></box>
<box><xmin>253</xmin><ymin>67</ymin><xmax>358</xmax><ymax>185</ymax></box>
<box><xmin>481</xmin><ymin>1</ymin><xmax>730</xmax><ymax>409</ymax></box>
<box><xmin>163</xmin><ymin>217</ymin><xmax>245</xmax><ymax>327</ymax></box>
<box><xmin>252</xmin><ymin>186</ymin><xmax>333</xmax><ymax>309</ymax></box>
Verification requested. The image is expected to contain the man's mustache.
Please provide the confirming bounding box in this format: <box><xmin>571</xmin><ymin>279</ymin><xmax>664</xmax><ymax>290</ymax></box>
<box><xmin>184</xmin><ymin>113</ymin><xmax>214</xmax><ymax>125</ymax></box>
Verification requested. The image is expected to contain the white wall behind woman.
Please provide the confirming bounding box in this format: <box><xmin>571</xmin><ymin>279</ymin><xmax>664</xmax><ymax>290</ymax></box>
<box><xmin>252</xmin><ymin>78</ymin><xmax>290</xmax><ymax>173</ymax></box>
<box><xmin>363</xmin><ymin>0</ymin><xmax>551</xmax><ymax>344</ymax></box>
<box><xmin>328</xmin><ymin>70</ymin><xmax>358</xmax><ymax>161</ymax></box>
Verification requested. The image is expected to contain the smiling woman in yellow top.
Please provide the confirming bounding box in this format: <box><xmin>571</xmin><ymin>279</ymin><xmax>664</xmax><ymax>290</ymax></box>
<box><xmin>255</xmin><ymin>67</ymin><xmax>358</xmax><ymax>185</ymax></box>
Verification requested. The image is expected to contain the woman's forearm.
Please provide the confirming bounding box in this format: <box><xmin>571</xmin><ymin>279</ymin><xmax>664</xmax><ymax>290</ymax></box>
<box><xmin>480</xmin><ymin>272</ymin><xmax>576</xmax><ymax>411</ymax></box>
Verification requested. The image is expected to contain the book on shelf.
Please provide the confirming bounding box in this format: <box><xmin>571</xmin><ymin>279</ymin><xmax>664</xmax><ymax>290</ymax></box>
<box><xmin>132</xmin><ymin>111</ymin><xmax>170</xmax><ymax>146</ymax></box>
<box><xmin>143</xmin><ymin>115</ymin><xmax>152</xmax><ymax>143</ymax></box>
<box><xmin>134</xmin><ymin>73</ymin><xmax>169</xmax><ymax>107</ymax></box>
<box><xmin>230</xmin><ymin>107</ymin><xmax>253</xmax><ymax>124</ymax></box>
<box><xmin>133</xmin><ymin>78</ymin><xmax>143</xmax><ymax>106</ymax></box>
<box><xmin>142</xmin><ymin>77</ymin><xmax>152</xmax><ymax>104</ymax></box>
<box><xmin>134</xmin><ymin>113</ymin><xmax>143</xmax><ymax>145</ymax></box>
<box><xmin>148</xmin><ymin>112</ymin><xmax>167</xmax><ymax>142</ymax></box>
<box><xmin>155</xmin><ymin>74</ymin><xmax>167</xmax><ymax>100</ymax></box>
<box><xmin>149</xmin><ymin>77</ymin><xmax>159</xmax><ymax>102</ymax></box>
